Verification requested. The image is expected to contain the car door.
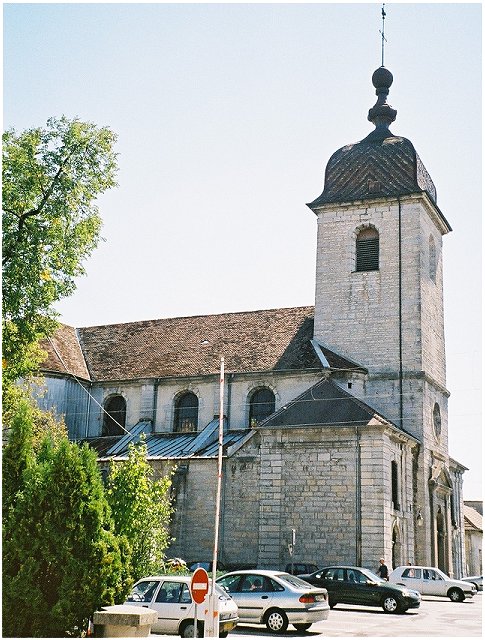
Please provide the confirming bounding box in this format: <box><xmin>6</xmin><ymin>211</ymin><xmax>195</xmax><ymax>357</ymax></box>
<box><xmin>151</xmin><ymin>580</ymin><xmax>194</xmax><ymax>634</ymax></box>
<box><xmin>423</xmin><ymin>569</ymin><xmax>447</xmax><ymax>596</ymax></box>
<box><xmin>397</xmin><ymin>567</ymin><xmax>423</xmax><ymax>593</ymax></box>
<box><xmin>321</xmin><ymin>567</ymin><xmax>347</xmax><ymax>604</ymax></box>
<box><xmin>233</xmin><ymin>574</ymin><xmax>275</xmax><ymax>622</ymax></box>
<box><xmin>341</xmin><ymin>569</ymin><xmax>367</xmax><ymax>604</ymax></box>
<box><xmin>346</xmin><ymin>569</ymin><xmax>380</xmax><ymax>606</ymax></box>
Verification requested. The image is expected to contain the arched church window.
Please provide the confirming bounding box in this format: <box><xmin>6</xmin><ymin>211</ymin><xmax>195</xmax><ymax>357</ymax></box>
<box><xmin>174</xmin><ymin>392</ymin><xmax>198</xmax><ymax>432</ymax></box>
<box><xmin>248</xmin><ymin>388</ymin><xmax>275</xmax><ymax>427</ymax></box>
<box><xmin>103</xmin><ymin>395</ymin><xmax>126</xmax><ymax>436</ymax></box>
<box><xmin>429</xmin><ymin>235</ymin><xmax>437</xmax><ymax>282</ymax></box>
<box><xmin>356</xmin><ymin>227</ymin><xmax>379</xmax><ymax>272</ymax></box>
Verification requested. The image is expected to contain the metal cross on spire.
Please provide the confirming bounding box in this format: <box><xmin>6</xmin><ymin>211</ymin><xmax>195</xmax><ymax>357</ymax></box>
<box><xmin>379</xmin><ymin>4</ymin><xmax>387</xmax><ymax>67</ymax></box>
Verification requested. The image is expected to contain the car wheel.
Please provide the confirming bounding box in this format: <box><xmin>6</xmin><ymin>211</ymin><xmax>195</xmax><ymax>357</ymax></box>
<box><xmin>180</xmin><ymin>620</ymin><xmax>203</xmax><ymax>637</ymax></box>
<box><xmin>382</xmin><ymin>595</ymin><xmax>401</xmax><ymax>613</ymax></box>
<box><xmin>264</xmin><ymin>609</ymin><xmax>289</xmax><ymax>633</ymax></box>
<box><xmin>219</xmin><ymin>632</ymin><xmax>228</xmax><ymax>638</ymax></box>
<box><xmin>448</xmin><ymin>588</ymin><xmax>465</xmax><ymax>602</ymax></box>
<box><xmin>293</xmin><ymin>623</ymin><xmax>312</xmax><ymax>631</ymax></box>
<box><xmin>329</xmin><ymin>598</ymin><xmax>337</xmax><ymax>609</ymax></box>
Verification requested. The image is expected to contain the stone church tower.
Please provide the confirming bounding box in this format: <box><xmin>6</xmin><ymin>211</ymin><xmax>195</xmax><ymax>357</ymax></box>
<box><xmin>308</xmin><ymin>66</ymin><xmax>462</xmax><ymax>571</ymax></box>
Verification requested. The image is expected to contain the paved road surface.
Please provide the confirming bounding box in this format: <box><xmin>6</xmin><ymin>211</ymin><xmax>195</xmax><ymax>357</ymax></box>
<box><xmin>151</xmin><ymin>593</ymin><xmax>482</xmax><ymax>638</ymax></box>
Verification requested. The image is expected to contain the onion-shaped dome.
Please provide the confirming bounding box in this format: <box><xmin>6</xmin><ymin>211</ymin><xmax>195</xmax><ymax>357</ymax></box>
<box><xmin>308</xmin><ymin>67</ymin><xmax>437</xmax><ymax>210</ymax></box>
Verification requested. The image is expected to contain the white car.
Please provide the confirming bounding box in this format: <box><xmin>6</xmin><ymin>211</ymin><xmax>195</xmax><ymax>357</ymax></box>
<box><xmin>389</xmin><ymin>566</ymin><xmax>477</xmax><ymax>602</ymax></box>
<box><xmin>125</xmin><ymin>575</ymin><xmax>239</xmax><ymax>637</ymax></box>
<box><xmin>217</xmin><ymin>570</ymin><xmax>329</xmax><ymax>633</ymax></box>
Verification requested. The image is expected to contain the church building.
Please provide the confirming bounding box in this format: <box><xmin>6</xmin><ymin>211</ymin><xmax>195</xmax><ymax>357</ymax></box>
<box><xmin>37</xmin><ymin>64</ymin><xmax>467</xmax><ymax>577</ymax></box>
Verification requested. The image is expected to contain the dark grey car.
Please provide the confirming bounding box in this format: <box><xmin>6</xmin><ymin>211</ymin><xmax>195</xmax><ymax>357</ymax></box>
<box><xmin>299</xmin><ymin>566</ymin><xmax>421</xmax><ymax>614</ymax></box>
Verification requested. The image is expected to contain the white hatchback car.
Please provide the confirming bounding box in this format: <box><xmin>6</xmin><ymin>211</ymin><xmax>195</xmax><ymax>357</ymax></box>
<box><xmin>125</xmin><ymin>575</ymin><xmax>239</xmax><ymax>637</ymax></box>
<box><xmin>389</xmin><ymin>566</ymin><xmax>477</xmax><ymax>602</ymax></box>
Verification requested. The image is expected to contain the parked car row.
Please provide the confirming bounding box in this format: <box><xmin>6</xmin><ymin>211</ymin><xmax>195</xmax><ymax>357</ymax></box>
<box><xmin>125</xmin><ymin>569</ymin><xmax>330</xmax><ymax>636</ymax></box>
<box><xmin>124</xmin><ymin>563</ymin><xmax>477</xmax><ymax>637</ymax></box>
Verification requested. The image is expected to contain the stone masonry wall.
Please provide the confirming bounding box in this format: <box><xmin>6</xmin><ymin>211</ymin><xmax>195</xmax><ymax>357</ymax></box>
<box><xmin>313</xmin><ymin>196</ymin><xmax>446</xmax><ymax>382</ymax></box>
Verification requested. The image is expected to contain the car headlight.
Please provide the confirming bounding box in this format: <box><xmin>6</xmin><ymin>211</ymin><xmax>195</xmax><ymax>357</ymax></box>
<box><xmin>401</xmin><ymin>590</ymin><xmax>411</xmax><ymax>597</ymax></box>
<box><xmin>219</xmin><ymin>612</ymin><xmax>237</xmax><ymax>621</ymax></box>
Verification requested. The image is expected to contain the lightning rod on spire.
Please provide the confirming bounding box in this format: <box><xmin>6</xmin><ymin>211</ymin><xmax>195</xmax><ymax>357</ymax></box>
<box><xmin>379</xmin><ymin>4</ymin><xmax>387</xmax><ymax>67</ymax></box>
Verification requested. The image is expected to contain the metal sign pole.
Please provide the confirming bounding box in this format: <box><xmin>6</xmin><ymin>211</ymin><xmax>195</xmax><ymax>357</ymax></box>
<box><xmin>193</xmin><ymin>603</ymin><xmax>197</xmax><ymax>639</ymax></box>
<box><xmin>206</xmin><ymin>356</ymin><xmax>224</xmax><ymax>637</ymax></box>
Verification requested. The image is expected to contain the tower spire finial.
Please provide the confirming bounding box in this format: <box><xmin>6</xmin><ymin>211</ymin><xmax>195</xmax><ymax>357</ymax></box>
<box><xmin>380</xmin><ymin>4</ymin><xmax>387</xmax><ymax>67</ymax></box>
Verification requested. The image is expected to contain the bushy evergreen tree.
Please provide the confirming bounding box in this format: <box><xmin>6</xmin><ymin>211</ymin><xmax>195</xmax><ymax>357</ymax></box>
<box><xmin>3</xmin><ymin>418</ymin><xmax>130</xmax><ymax>638</ymax></box>
<box><xmin>106</xmin><ymin>437</ymin><xmax>173</xmax><ymax>580</ymax></box>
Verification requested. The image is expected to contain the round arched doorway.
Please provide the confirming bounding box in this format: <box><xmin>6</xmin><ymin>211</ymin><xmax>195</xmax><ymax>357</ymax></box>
<box><xmin>392</xmin><ymin>522</ymin><xmax>402</xmax><ymax>570</ymax></box>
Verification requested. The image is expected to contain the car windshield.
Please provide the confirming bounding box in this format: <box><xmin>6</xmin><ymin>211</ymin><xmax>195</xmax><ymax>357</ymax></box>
<box><xmin>359</xmin><ymin>568</ymin><xmax>385</xmax><ymax>583</ymax></box>
<box><xmin>435</xmin><ymin>569</ymin><xmax>449</xmax><ymax>579</ymax></box>
<box><xmin>277</xmin><ymin>573</ymin><xmax>315</xmax><ymax>589</ymax></box>
<box><xmin>215</xmin><ymin>583</ymin><xmax>232</xmax><ymax>601</ymax></box>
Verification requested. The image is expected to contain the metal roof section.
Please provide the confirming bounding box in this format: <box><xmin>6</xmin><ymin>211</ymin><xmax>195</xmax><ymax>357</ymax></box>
<box><xmin>310</xmin><ymin>339</ymin><xmax>330</xmax><ymax>368</ymax></box>
<box><xmin>105</xmin><ymin>420</ymin><xmax>152</xmax><ymax>456</ymax></box>
<box><xmin>179</xmin><ymin>416</ymin><xmax>226</xmax><ymax>456</ymax></box>
<box><xmin>86</xmin><ymin>420</ymin><xmax>252</xmax><ymax>461</ymax></box>
<box><xmin>310</xmin><ymin>338</ymin><xmax>367</xmax><ymax>372</ymax></box>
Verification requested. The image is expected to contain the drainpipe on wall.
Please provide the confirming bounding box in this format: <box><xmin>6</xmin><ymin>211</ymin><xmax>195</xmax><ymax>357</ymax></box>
<box><xmin>152</xmin><ymin>379</ymin><xmax>160</xmax><ymax>430</ymax></box>
<box><xmin>355</xmin><ymin>426</ymin><xmax>362</xmax><ymax>565</ymax></box>
<box><xmin>398</xmin><ymin>197</ymin><xmax>404</xmax><ymax>431</ymax></box>
<box><xmin>226</xmin><ymin>373</ymin><xmax>234</xmax><ymax>429</ymax></box>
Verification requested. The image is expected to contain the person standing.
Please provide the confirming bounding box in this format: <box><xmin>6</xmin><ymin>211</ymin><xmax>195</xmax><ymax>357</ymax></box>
<box><xmin>377</xmin><ymin>558</ymin><xmax>389</xmax><ymax>580</ymax></box>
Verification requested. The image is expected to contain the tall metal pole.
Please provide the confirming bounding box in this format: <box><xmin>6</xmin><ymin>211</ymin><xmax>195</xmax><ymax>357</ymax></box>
<box><xmin>208</xmin><ymin>356</ymin><xmax>224</xmax><ymax>637</ymax></box>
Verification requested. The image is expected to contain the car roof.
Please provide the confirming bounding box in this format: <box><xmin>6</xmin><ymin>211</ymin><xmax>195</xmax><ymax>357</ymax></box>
<box><xmin>135</xmin><ymin>575</ymin><xmax>191</xmax><ymax>583</ymax></box>
<box><xmin>393</xmin><ymin>565</ymin><xmax>437</xmax><ymax>570</ymax></box>
<box><xmin>319</xmin><ymin>566</ymin><xmax>369</xmax><ymax>571</ymax></box>
<box><xmin>220</xmin><ymin>569</ymin><xmax>288</xmax><ymax>576</ymax></box>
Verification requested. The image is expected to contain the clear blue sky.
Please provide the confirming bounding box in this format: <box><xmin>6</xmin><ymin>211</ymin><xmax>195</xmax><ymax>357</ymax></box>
<box><xmin>4</xmin><ymin>2</ymin><xmax>482</xmax><ymax>499</ymax></box>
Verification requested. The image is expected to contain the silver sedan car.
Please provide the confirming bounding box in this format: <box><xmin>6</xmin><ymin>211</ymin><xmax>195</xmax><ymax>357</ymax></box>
<box><xmin>217</xmin><ymin>570</ymin><xmax>329</xmax><ymax>633</ymax></box>
<box><xmin>461</xmin><ymin>575</ymin><xmax>483</xmax><ymax>591</ymax></box>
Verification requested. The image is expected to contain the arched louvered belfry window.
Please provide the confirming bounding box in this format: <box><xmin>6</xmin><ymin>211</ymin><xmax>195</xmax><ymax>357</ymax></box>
<box><xmin>174</xmin><ymin>392</ymin><xmax>199</xmax><ymax>432</ymax></box>
<box><xmin>356</xmin><ymin>227</ymin><xmax>379</xmax><ymax>272</ymax></box>
<box><xmin>248</xmin><ymin>388</ymin><xmax>275</xmax><ymax>427</ymax></box>
<box><xmin>103</xmin><ymin>395</ymin><xmax>126</xmax><ymax>436</ymax></box>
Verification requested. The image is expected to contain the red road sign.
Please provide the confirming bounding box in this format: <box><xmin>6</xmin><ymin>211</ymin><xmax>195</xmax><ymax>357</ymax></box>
<box><xmin>190</xmin><ymin>567</ymin><xmax>210</xmax><ymax>605</ymax></box>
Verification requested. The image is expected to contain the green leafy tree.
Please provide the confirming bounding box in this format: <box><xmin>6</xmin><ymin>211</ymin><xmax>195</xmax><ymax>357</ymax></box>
<box><xmin>3</xmin><ymin>429</ymin><xmax>130</xmax><ymax>638</ymax></box>
<box><xmin>106</xmin><ymin>438</ymin><xmax>174</xmax><ymax>580</ymax></box>
<box><xmin>2</xmin><ymin>116</ymin><xmax>117</xmax><ymax>390</ymax></box>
